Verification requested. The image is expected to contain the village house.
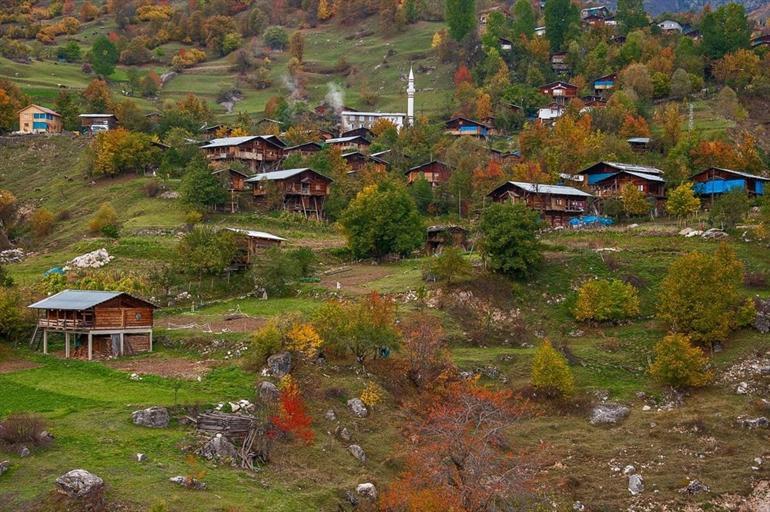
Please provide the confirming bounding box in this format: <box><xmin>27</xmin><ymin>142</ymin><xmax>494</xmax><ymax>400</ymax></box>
<box><xmin>445</xmin><ymin>117</ymin><xmax>490</xmax><ymax>137</ymax></box>
<box><xmin>370</xmin><ymin>149</ymin><xmax>391</xmax><ymax>162</ymax></box>
<box><xmin>405</xmin><ymin>160</ymin><xmax>453</xmax><ymax>187</ymax></box>
<box><xmin>657</xmin><ymin>20</ymin><xmax>683</xmax><ymax>33</ymax></box>
<box><xmin>538</xmin><ymin>103</ymin><xmax>566</xmax><ymax>122</ymax></box>
<box><xmin>245</xmin><ymin>168</ymin><xmax>333</xmax><ymax>220</ymax></box>
<box><xmin>342</xmin><ymin>151</ymin><xmax>388</xmax><ymax>174</ymax></box>
<box><xmin>592</xmin><ymin>73</ymin><xmax>616</xmax><ymax>97</ymax></box>
<box><xmin>490</xmin><ymin>148</ymin><xmax>521</xmax><ymax>163</ymax></box>
<box><xmin>550</xmin><ymin>52</ymin><xmax>571</xmax><ymax>74</ymax></box>
<box><xmin>580</xmin><ymin>96</ymin><xmax>608</xmax><ymax>111</ymax></box>
<box><xmin>325</xmin><ymin>135</ymin><xmax>371</xmax><ymax>152</ymax></box>
<box><xmin>29</xmin><ymin>290</ymin><xmax>156</xmax><ymax>360</ymax></box>
<box><xmin>539</xmin><ymin>81</ymin><xmax>578</xmax><ymax>105</ymax></box>
<box><xmin>627</xmin><ymin>137</ymin><xmax>652</xmax><ymax>152</ymax></box>
<box><xmin>200</xmin><ymin>124</ymin><xmax>228</xmax><ymax>141</ymax></box>
<box><xmin>690</xmin><ymin>167</ymin><xmax>769</xmax><ymax>203</ymax></box>
<box><xmin>499</xmin><ymin>37</ymin><xmax>513</xmax><ymax>51</ymax></box>
<box><xmin>340</xmin><ymin>127</ymin><xmax>374</xmax><ymax>139</ymax></box>
<box><xmin>283</xmin><ymin>141</ymin><xmax>324</xmax><ymax>158</ymax></box>
<box><xmin>535</xmin><ymin>26</ymin><xmax>546</xmax><ymax>37</ymax></box>
<box><xmin>79</xmin><ymin>114</ymin><xmax>117</xmax><ymax>134</ymax></box>
<box><xmin>478</xmin><ymin>6</ymin><xmax>509</xmax><ymax>33</ymax></box>
<box><xmin>225</xmin><ymin>228</ymin><xmax>286</xmax><ymax>267</ymax></box>
<box><xmin>212</xmin><ymin>167</ymin><xmax>250</xmax><ymax>213</ymax></box>
<box><xmin>426</xmin><ymin>225</ymin><xmax>470</xmax><ymax>254</ymax></box>
<box><xmin>581</xmin><ymin>5</ymin><xmax>611</xmax><ymax>19</ymax></box>
<box><xmin>340</xmin><ymin>111</ymin><xmax>407</xmax><ymax>132</ymax></box>
<box><xmin>487</xmin><ymin>181</ymin><xmax>593</xmax><ymax>227</ymax></box>
<box><xmin>751</xmin><ymin>34</ymin><xmax>770</xmax><ymax>49</ymax></box>
<box><xmin>18</xmin><ymin>104</ymin><xmax>62</xmax><ymax>134</ymax></box>
<box><xmin>578</xmin><ymin>161</ymin><xmax>666</xmax><ymax>207</ymax></box>
<box><xmin>200</xmin><ymin>135</ymin><xmax>286</xmax><ymax>173</ymax></box>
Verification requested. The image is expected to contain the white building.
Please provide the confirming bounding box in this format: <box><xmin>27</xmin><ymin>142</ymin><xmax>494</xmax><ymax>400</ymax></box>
<box><xmin>339</xmin><ymin>66</ymin><xmax>415</xmax><ymax>132</ymax></box>
<box><xmin>658</xmin><ymin>20</ymin><xmax>683</xmax><ymax>33</ymax></box>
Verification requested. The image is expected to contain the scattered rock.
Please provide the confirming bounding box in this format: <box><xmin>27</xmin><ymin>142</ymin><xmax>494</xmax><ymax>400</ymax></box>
<box><xmin>199</xmin><ymin>434</ymin><xmax>238</xmax><ymax>463</ymax></box>
<box><xmin>55</xmin><ymin>469</ymin><xmax>105</xmax><ymax>500</ymax></box>
<box><xmin>335</xmin><ymin>425</ymin><xmax>352</xmax><ymax>441</ymax></box>
<box><xmin>344</xmin><ymin>490</ymin><xmax>359</xmax><ymax>507</ymax></box>
<box><xmin>348</xmin><ymin>444</ymin><xmax>366</xmax><ymax>463</ymax></box>
<box><xmin>737</xmin><ymin>381</ymin><xmax>750</xmax><ymax>395</ymax></box>
<box><xmin>257</xmin><ymin>381</ymin><xmax>280</xmax><ymax>403</ymax></box>
<box><xmin>266</xmin><ymin>352</ymin><xmax>292</xmax><ymax>378</ymax></box>
<box><xmin>738</xmin><ymin>416</ymin><xmax>770</xmax><ymax>429</ymax></box>
<box><xmin>65</xmin><ymin>248</ymin><xmax>113</xmax><ymax>270</ymax></box>
<box><xmin>136</xmin><ymin>453</ymin><xmax>147</xmax><ymax>463</ymax></box>
<box><xmin>0</xmin><ymin>460</ymin><xmax>8</xmax><ymax>476</ymax></box>
<box><xmin>18</xmin><ymin>446</ymin><xmax>30</xmax><ymax>457</ymax></box>
<box><xmin>681</xmin><ymin>479</ymin><xmax>709</xmax><ymax>495</ymax></box>
<box><xmin>159</xmin><ymin>190</ymin><xmax>181</xmax><ymax>199</ymax></box>
<box><xmin>702</xmin><ymin>228</ymin><xmax>728</xmax><ymax>240</ymax></box>
<box><xmin>623</xmin><ymin>465</ymin><xmax>636</xmax><ymax>475</ymax></box>
<box><xmin>0</xmin><ymin>248</ymin><xmax>25</xmax><ymax>264</ymax></box>
<box><xmin>129</xmin><ymin>372</ymin><xmax>141</xmax><ymax>381</ymax></box>
<box><xmin>755</xmin><ymin>298</ymin><xmax>770</xmax><ymax>334</ymax></box>
<box><xmin>573</xmin><ymin>501</ymin><xmax>586</xmax><ymax>511</ymax></box>
<box><xmin>590</xmin><ymin>403</ymin><xmax>630</xmax><ymax>425</ymax></box>
<box><xmin>642</xmin><ymin>405</ymin><xmax>651</xmax><ymax>412</ymax></box>
<box><xmin>356</xmin><ymin>482</ymin><xmax>377</xmax><ymax>500</ymax></box>
<box><xmin>347</xmin><ymin>398</ymin><xmax>368</xmax><ymax>418</ymax></box>
<box><xmin>324</xmin><ymin>409</ymin><xmax>337</xmax><ymax>422</ymax></box>
<box><xmin>628</xmin><ymin>474</ymin><xmax>644</xmax><ymax>495</ymax></box>
<box><xmin>131</xmin><ymin>406</ymin><xmax>170</xmax><ymax>428</ymax></box>
<box><xmin>741</xmin><ymin>480</ymin><xmax>770</xmax><ymax>510</ymax></box>
<box><xmin>169</xmin><ymin>475</ymin><xmax>207</xmax><ymax>490</ymax></box>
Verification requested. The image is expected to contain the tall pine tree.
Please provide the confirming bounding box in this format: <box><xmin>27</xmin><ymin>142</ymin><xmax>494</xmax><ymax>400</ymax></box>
<box><xmin>701</xmin><ymin>3</ymin><xmax>750</xmax><ymax>59</ymax></box>
<box><xmin>512</xmin><ymin>0</ymin><xmax>536</xmax><ymax>38</ymax></box>
<box><xmin>544</xmin><ymin>0</ymin><xmax>579</xmax><ymax>52</ymax></box>
<box><xmin>445</xmin><ymin>0</ymin><xmax>476</xmax><ymax>42</ymax></box>
<box><xmin>616</xmin><ymin>0</ymin><xmax>648</xmax><ymax>35</ymax></box>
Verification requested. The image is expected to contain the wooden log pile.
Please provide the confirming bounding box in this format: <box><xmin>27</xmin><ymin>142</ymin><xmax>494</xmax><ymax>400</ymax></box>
<box><xmin>195</xmin><ymin>412</ymin><xmax>256</xmax><ymax>442</ymax></box>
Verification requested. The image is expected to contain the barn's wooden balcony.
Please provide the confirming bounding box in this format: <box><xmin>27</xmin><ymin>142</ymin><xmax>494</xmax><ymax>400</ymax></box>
<box><xmin>37</xmin><ymin>318</ymin><xmax>94</xmax><ymax>329</ymax></box>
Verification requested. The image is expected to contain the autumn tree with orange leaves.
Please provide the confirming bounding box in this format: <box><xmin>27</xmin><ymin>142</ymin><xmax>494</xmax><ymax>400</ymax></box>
<box><xmin>271</xmin><ymin>376</ymin><xmax>314</xmax><ymax>444</ymax></box>
<box><xmin>380</xmin><ymin>381</ymin><xmax>538</xmax><ymax>512</ymax></box>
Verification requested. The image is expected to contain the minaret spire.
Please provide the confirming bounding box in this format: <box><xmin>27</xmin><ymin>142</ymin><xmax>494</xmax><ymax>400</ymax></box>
<box><xmin>407</xmin><ymin>65</ymin><xmax>415</xmax><ymax>127</ymax></box>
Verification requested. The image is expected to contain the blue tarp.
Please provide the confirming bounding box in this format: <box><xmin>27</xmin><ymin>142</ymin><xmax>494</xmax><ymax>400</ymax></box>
<box><xmin>756</xmin><ymin>181</ymin><xmax>764</xmax><ymax>195</ymax></box>
<box><xmin>43</xmin><ymin>267</ymin><xmax>65</xmax><ymax>276</ymax></box>
<box><xmin>587</xmin><ymin>172</ymin><xmax>617</xmax><ymax>184</ymax></box>
<box><xmin>692</xmin><ymin>179</ymin><xmax>745</xmax><ymax>195</ymax></box>
<box><xmin>569</xmin><ymin>215</ymin><xmax>614</xmax><ymax>227</ymax></box>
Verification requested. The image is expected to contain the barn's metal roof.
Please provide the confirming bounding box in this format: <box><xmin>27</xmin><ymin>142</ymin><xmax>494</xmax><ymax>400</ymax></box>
<box><xmin>506</xmin><ymin>181</ymin><xmax>593</xmax><ymax>197</ymax></box>
<box><xmin>224</xmin><ymin>228</ymin><xmax>286</xmax><ymax>241</ymax></box>
<box><xmin>29</xmin><ymin>290</ymin><xmax>123</xmax><ymax>310</ymax></box>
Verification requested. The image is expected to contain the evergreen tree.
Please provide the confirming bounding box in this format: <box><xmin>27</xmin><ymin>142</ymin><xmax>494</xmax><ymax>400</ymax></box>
<box><xmin>90</xmin><ymin>35</ymin><xmax>118</xmax><ymax>77</ymax></box>
<box><xmin>544</xmin><ymin>0</ymin><xmax>580</xmax><ymax>51</ymax></box>
<box><xmin>409</xmin><ymin>175</ymin><xmax>433</xmax><ymax>214</ymax></box>
<box><xmin>445</xmin><ymin>0</ymin><xmax>476</xmax><ymax>42</ymax></box>
<box><xmin>53</xmin><ymin>90</ymin><xmax>80</xmax><ymax>131</ymax></box>
<box><xmin>512</xmin><ymin>0</ymin><xmax>536</xmax><ymax>38</ymax></box>
<box><xmin>616</xmin><ymin>0</ymin><xmax>647</xmax><ymax>35</ymax></box>
<box><xmin>701</xmin><ymin>3</ymin><xmax>750</xmax><ymax>59</ymax></box>
<box><xmin>403</xmin><ymin>0</ymin><xmax>418</xmax><ymax>23</ymax></box>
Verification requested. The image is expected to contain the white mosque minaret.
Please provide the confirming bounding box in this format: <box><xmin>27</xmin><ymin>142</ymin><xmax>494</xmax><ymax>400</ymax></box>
<box><xmin>407</xmin><ymin>65</ymin><xmax>415</xmax><ymax>127</ymax></box>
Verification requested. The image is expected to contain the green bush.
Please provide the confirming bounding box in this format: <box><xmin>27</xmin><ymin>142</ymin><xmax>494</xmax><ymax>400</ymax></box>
<box><xmin>479</xmin><ymin>202</ymin><xmax>542</xmax><ymax>279</ymax></box>
<box><xmin>573</xmin><ymin>278</ymin><xmax>640</xmax><ymax>322</ymax></box>
<box><xmin>242</xmin><ymin>321</ymin><xmax>283</xmax><ymax>372</ymax></box>
<box><xmin>424</xmin><ymin>246</ymin><xmax>471</xmax><ymax>285</ymax></box>
<box><xmin>250</xmin><ymin>247</ymin><xmax>317</xmax><ymax>297</ymax></box>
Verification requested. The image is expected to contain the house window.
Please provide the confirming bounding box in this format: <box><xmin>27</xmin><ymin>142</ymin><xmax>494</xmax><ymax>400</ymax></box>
<box><xmin>638</xmin><ymin>185</ymin><xmax>644</xmax><ymax>191</ymax></box>
<box><xmin>135</xmin><ymin>312</ymin><xmax>142</xmax><ymax>320</ymax></box>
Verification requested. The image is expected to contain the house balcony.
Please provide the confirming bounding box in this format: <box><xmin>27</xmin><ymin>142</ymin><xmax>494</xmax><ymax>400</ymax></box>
<box><xmin>38</xmin><ymin>318</ymin><xmax>94</xmax><ymax>330</ymax></box>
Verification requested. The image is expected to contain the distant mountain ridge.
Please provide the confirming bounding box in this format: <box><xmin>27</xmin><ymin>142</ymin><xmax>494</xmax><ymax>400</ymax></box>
<box><xmin>643</xmin><ymin>0</ymin><xmax>770</xmax><ymax>16</ymax></box>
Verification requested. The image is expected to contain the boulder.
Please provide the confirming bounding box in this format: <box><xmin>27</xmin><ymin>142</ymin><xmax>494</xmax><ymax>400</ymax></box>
<box><xmin>622</xmin><ymin>465</ymin><xmax>636</xmax><ymax>475</ymax></box>
<box><xmin>257</xmin><ymin>381</ymin><xmax>280</xmax><ymax>402</ymax></box>
<box><xmin>628</xmin><ymin>474</ymin><xmax>644</xmax><ymax>495</ymax></box>
<box><xmin>681</xmin><ymin>480</ymin><xmax>709</xmax><ymax>495</ymax></box>
<box><xmin>347</xmin><ymin>398</ymin><xmax>368</xmax><ymax>418</ymax></box>
<box><xmin>702</xmin><ymin>228</ymin><xmax>728</xmax><ymax>240</ymax></box>
<box><xmin>199</xmin><ymin>434</ymin><xmax>238</xmax><ymax>462</ymax></box>
<box><xmin>0</xmin><ymin>460</ymin><xmax>8</xmax><ymax>476</ymax></box>
<box><xmin>737</xmin><ymin>382</ymin><xmax>750</xmax><ymax>395</ymax></box>
<box><xmin>356</xmin><ymin>482</ymin><xmax>378</xmax><ymax>500</ymax></box>
<box><xmin>590</xmin><ymin>403</ymin><xmax>630</xmax><ymax>425</ymax></box>
<box><xmin>755</xmin><ymin>298</ymin><xmax>770</xmax><ymax>334</ymax></box>
<box><xmin>335</xmin><ymin>425</ymin><xmax>352</xmax><ymax>441</ymax></box>
<box><xmin>573</xmin><ymin>502</ymin><xmax>586</xmax><ymax>511</ymax></box>
<box><xmin>738</xmin><ymin>416</ymin><xmax>770</xmax><ymax>429</ymax></box>
<box><xmin>55</xmin><ymin>469</ymin><xmax>104</xmax><ymax>499</ymax></box>
<box><xmin>324</xmin><ymin>409</ymin><xmax>337</xmax><ymax>422</ymax></box>
<box><xmin>169</xmin><ymin>475</ymin><xmax>207</xmax><ymax>490</ymax></box>
<box><xmin>18</xmin><ymin>446</ymin><xmax>30</xmax><ymax>457</ymax></box>
<box><xmin>348</xmin><ymin>444</ymin><xmax>366</xmax><ymax>463</ymax></box>
<box><xmin>131</xmin><ymin>406</ymin><xmax>170</xmax><ymax>428</ymax></box>
<box><xmin>267</xmin><ymin>352</ymin><xmax>292</xmax><ymax>378</ymax></box>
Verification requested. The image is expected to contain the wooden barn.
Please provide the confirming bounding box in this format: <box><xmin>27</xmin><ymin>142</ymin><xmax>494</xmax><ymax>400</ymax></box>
<box><xmin>283</xmin><ymin>141</ymin><xmax>324</xmax><ymax>158</ymax></box>
<box><xmin>487</xmin><ymin>181</ymin><xmax>592</xmax><ymax>227</ymax></box>
<box><xmin>342</xmin><ymin>151</ymin><xmax>388</xmax><ymax>174</ymax></box>
<box><xmin>225</xmin><ymin>228</ymin><xmax>286</xmax><ymax>267</ymax></box>
<box><xmin>538</xmin><ymin>81</ymin><xmax>578</xmax><ymax>104</ymax></box>
<box><xmin>200</xmin><ymin>135</ymin><xmax>286</xmax><ymax>172</ymax></box>
<box><xmin>592</xmin><ymin>73</ymin><xmax>616</xmax><ymax>97</ymax></box>
<box><xmin>426</xmin><ymin>225</ymin><xmax>470</xmax><ymax>254</ymax></box>
<box><xmin>445</xmin><ymin>117</ymin><xmax>490</xmax><ymax>137</ymax></box>
<box><xmin>340</xmin><ymin>127</ymin><xmax>375</xmax><ymax>139</ymax></box>
<box><xmin>245</xmin><ymin>168</ymin><xmax>333</xmax><ymax>220</ymax></box>
<box><xmin>325</xmin><ymin>135</ymin><xmax>371</xmax><ymax>152</ymax></box>
<box><xmin>578</xmin><ymin>161</ymin><xmax>666</xmax><ymax>207</ymax></box>
<box><xmin>79</xmin><ymin>114</ymin><xmax>117</xmax><ymax>133</ymax></box>
<box><xmin>405</xmin><ymin>161</ymin><xmax>453</xmax><ymax>187</ymax></box>
<box><xmin>29</xmin><ymin>290</ymin><xmax>156</xmax><ymax>360</ymax></box>
<box><xmin>690</xmin><ymin>167</ymin><xmax>769</xmax><ymax>203</ymax></box>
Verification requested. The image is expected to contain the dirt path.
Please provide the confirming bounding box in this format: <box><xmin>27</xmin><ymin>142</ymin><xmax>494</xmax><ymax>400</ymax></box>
<box><xmin>107</xmin><ymin>357</ymin><xmax>219</xmax><ymax>380</ymax></box>
<box><xmin>318</xmin><ymin>264</ymin><xmax>394</xmax><ymax>295</ymax></box>
<box><xmin>0</xmin><ymin>359</ymin><xmax>39</xmax><ymax>374</ymax></box>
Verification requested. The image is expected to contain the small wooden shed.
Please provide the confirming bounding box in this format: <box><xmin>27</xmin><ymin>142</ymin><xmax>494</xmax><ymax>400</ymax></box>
<box><xmin>225</xmin><ymin>228</ymin><xmax>286</xmax><ymax>267</ymax></box>
<box><xmin>426</xmin><ymin>225</ymin><xmax>469</xmax><ymax>254</ymax></box>
<box><xmin>29</xmin><ymin>290</ymin><xmax>156</xmax><ymax>360</ymax></box>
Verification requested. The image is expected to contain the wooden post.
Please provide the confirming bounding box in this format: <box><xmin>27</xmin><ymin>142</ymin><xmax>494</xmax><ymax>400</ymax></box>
<box><xmin>42</xmin><ymin>329</ymin><xmax>48</xmax><ymax>355</ymax></box>
<box><xmin>149</xmin><ymin>330</ymin><xmax>153</xmax><ymax>352</ymax></box>
<box><xmin>120</xmin><ymin>332</ymin><xmax>124</xmax><ymax>356</ymax></box>
<box><xmin>87</xmin><ymin>332</ymin><xmax>93</xmax><ymax>361</ymax></box>
<box><xmin>65</xmin><ymin>332</ymin><xmax>70</xmax><ymax>358</ymax></box>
